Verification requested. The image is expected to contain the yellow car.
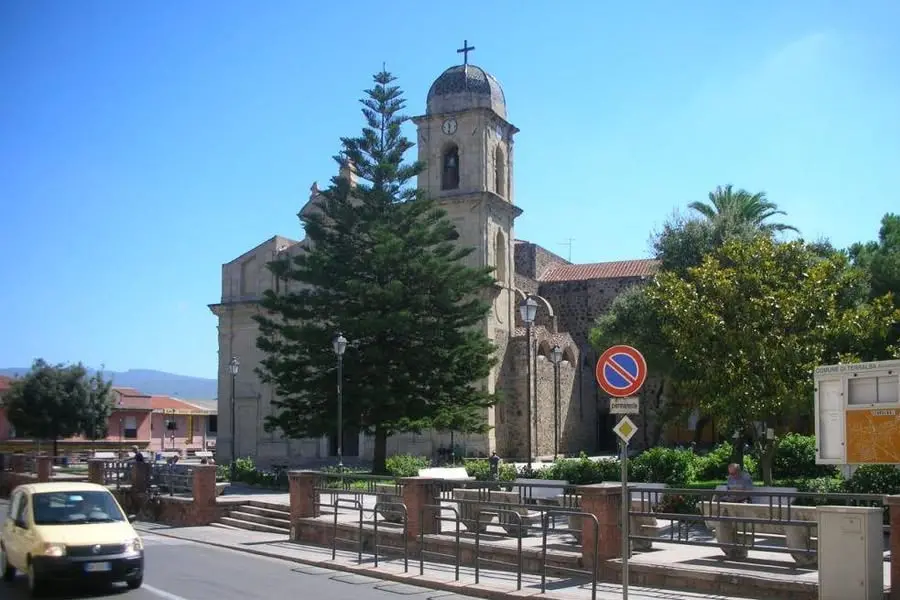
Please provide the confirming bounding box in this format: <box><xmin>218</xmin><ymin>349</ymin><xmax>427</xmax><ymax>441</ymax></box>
<box><xmin>0</xmin><ymin>481</ymin><xmax>144</xmax><ymax>596</ymax></box>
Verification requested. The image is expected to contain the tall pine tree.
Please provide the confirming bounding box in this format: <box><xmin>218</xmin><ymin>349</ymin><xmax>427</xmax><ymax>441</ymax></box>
<box><xmin>255</xmin><ymin>70</ymin><xmax>498</xmax><ymax>473</ymax></box>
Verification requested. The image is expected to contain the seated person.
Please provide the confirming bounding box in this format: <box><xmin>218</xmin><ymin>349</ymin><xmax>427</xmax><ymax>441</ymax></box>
<box><xmin>722</xmin><ymin>463</ymin><xmax>754</xmax><ymax>502</ymax></box>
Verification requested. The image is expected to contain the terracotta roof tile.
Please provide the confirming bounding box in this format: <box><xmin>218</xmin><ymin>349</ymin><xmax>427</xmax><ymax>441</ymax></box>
<box><xmin>150</xmin><ymin>395</ymin><xmax>209</xmax><ymax>413</ymax></box>
<box><xmin>539</xmin><ymin>259</ymin><xmax>658</xmax><ymax>283</ymax></box>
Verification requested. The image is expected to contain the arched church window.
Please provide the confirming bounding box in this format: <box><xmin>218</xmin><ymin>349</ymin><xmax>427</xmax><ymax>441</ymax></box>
<box><xmin>494</xmin><ymin>230</ymin><xmax>507</xmax><ymax>285</ymax></box>
<box><xmin>494</xmin><ymin>146</ymin><xmax>506</xmax><ymax>197</ymax></box>
<box><xmin>442</xmin><ymin>145</ymin><xmax>460</xmax><ymax>190</ymax></box>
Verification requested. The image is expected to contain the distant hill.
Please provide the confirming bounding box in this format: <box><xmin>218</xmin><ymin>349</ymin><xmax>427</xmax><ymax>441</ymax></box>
<box><xmin>0</xmin><ymin>367</ymin><xmax>217</xmax><ymax>400</ymax></box>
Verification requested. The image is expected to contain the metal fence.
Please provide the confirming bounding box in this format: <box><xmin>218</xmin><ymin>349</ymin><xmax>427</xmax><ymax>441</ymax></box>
<box><xmin>305</xmin><ymin>472</ymin><xmax>891</xmax><ymax>597</ymax></box>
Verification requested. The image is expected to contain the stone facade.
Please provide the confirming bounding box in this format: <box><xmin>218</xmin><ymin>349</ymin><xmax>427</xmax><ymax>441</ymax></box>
<box><xmin>209</xmin><ymin>58</ymin><xmax>659</xmax><ymax>467</ymax></box>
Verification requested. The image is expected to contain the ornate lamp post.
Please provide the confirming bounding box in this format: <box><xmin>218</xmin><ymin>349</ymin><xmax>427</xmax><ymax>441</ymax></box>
<box><xmin>228</xmin><ymin>356</ymin><xmax>240</xmax><ymax>482</ymax></box>
<box><xmin>332</xmin><ymin>333</ymin><xmax>348</xmax><ymax>470</ymax></box>
<box><xmin>550</xmin><ymin>344</ymin><xmax>563</xmax><ymax>459</ymax></box>
<box><xmin>519</xmin><ymin>296</ymin><xmax>538</xmax><ymax>469</ymax></box>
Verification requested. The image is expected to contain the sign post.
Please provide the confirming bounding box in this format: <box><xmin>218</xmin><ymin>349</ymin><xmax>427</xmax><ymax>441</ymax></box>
<box><xmin>596</xmin><ymin>345</ymin><xmax>648</xmax><ymax>600</ymax></box>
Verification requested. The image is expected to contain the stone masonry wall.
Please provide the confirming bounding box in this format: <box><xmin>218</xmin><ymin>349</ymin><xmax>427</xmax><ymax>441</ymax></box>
<box><xmin>514</xmin><ymin>240</ymin><xmax>570</xmax><ymax>281</ymax></box>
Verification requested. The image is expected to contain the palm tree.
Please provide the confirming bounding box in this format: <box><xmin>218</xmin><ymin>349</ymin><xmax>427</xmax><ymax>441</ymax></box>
<box><xmin>689</xmin><ymin>184</ymin><xmax>799</xmax><ymax>235</ymax></box>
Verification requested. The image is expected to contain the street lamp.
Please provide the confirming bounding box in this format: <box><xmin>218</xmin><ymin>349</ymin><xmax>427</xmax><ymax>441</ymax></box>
<box><xmin>228</xmin><ymin>356</ymin><xmax>240</xmax><ymax>482</ymax></box>
<box><xmin>519</xmin><ymin>296</ymin><xmax>538</xmax><ymax>470</ymax></box>
<box><xmin>550</xmin><ymin>345</ymin><xmax>563</xmax><ymax>460</ymax></box>
<box><xmin>332</xmin><ymin>333</ymin><xmax>348</xmax><ymax>470</ymax></box>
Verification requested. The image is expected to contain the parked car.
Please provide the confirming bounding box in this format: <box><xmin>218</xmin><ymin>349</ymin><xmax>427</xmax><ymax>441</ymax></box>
<box><xmin>0</xmin><ymin>481</ymin><xmax>144</xmax><ymax>595</ymax></box>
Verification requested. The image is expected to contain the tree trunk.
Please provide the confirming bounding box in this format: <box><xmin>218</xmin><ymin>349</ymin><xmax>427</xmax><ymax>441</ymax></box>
<box><xmin>692</xmin><ymin>417</ymin><xmax>710</xmax><ymax>446</ymax></box>
<box><xmin>730</xmin><ymin>436</ymin><xmax>744</xmax><ymax>468</ymax></box>
<box><xmin>52</xmin><ymin>438</ymin><xmax>59</xmax><ymax>461</ymax></box>
<box><xmin>372</xmin><ymin>427</ymin><xmax>388</xmax><ymax>474</ymax></box>
<box><xmin>758</xmin><ymin>438</ymin><xmax>777</xmax><ymax>485</ymax></box>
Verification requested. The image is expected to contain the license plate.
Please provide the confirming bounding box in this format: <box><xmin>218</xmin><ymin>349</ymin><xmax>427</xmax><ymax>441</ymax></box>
<box><xmin>84</xmin><ymin>562</ymin><xmax>112</xmax><ymax>573</ymax></box>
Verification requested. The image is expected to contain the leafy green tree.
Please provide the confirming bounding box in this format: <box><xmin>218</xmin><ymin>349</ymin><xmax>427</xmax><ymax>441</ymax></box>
<box><xmin>849</xmin><ymin>213</ymin><xmax>900</xmax><ymax>359</ymax></box>
<box><xmin>3</xmin><ymin>359</ymin><xmax>114</xmax><ymax>457</ymax></box>
<box><xmin>255</xmin><ymin>70</ymin><xmax>498</xmax><ymax>473</ymax></box>
<box><xmin>83</xmin><ymin>370</ymin><xmax>115</xmax><ymax>442</ymax></box>
<box><xmin>645</xmin><ymin>237</ymin><xmax>899</xmax><ymax>483</ymax></box>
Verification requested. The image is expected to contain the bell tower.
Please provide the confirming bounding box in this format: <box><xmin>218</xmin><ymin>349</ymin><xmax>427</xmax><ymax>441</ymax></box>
<box><xmin>412</xmin><ymin>42</ymin><xmax>521</xmax><ymax>284</ymax></box>
<box><xmin>412</xmin><ymin>43</ymin><xmax>523</xmax><ymax>446</ymax></box>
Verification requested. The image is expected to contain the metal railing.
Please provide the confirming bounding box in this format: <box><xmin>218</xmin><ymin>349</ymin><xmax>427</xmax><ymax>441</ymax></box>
<box><xmin>541</xmin><ymin>510</ymin><xmax>599</xmax><ymax>600</ymax></box>
<box><xmin>627</xmin><ymin>486</ymin><xmax>888</xmax><ymax>563</ymax></box>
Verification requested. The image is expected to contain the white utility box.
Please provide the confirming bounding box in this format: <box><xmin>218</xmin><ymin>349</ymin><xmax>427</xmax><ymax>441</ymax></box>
<box><xmin>818</xmin><ymin>506</ymin><xmax>884</xmax><ymax>600</ymax></box>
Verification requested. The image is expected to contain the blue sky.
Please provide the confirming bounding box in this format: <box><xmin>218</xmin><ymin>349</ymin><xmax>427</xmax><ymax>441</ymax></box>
<box><xmin>1</xmin><ymin>1</ymin><xmax>898</xmax><ymax>379</ymax></box>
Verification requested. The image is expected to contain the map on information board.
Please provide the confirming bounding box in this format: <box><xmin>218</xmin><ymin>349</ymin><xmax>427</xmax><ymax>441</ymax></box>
<box><xmin>845</xmin><ymin>408</ymin><xmax>900</xmax><ymax>464</ymax></box>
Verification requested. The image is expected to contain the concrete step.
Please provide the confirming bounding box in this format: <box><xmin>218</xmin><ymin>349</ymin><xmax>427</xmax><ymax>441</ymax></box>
<box><xmin>237</xmin><ymin>504</ymin><xmax>291</xmax><ymax>519</ymax></box>
<box><xmin>219</xmin><ymin>516</ymin><xmax>290</xmax><ymax>535</ymax></box>
<box><xmin>227</xmin><ymin>510</ymin><xmax>292</xmax><ymax>530</ymax></box>
<box><xmin>244</xmin><ymin>499</ymin><xmax>291</xmax><ymax>512</ymax></box>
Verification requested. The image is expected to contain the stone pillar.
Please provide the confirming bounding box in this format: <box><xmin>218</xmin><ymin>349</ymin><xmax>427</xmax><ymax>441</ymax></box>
<box><xmin>578</xmin><ymin>482</ymin><xmax>624</xmax><ymax>564</ymax></box>
<box><xmin>87</xmin><ymin>459</ymin><xmax>106</xmax><ymax>484</ymax></box>
<box><xmin>191</xmin><ymin>465</ymin><xmax>217</xmax><ymax>507</ymax></box>
<box><xmin>10</xmin><ymin>454</ymin><xmax>25</xmax><ymax>473</ymax></box>
<box><xmin>36</xmin><ymin>456</ymin><xmax>53</xmax><ymax>482</ymax></box>
<box><xmin>401</xmin><ymin>477</ymin><xmax>439</xmax><ymax>541</ymax></box>
<box><xmin>887</xmin><ymin>495</ymin><xmax>900</xmax><ymax>600</ymax></box>
<box><xmin>288</xmin><ymin>471</ymin><xmax>319</xmax><ymax>523</ymax></box>
<box><xmin>132</xmin><ymin>461</ymin><xmax>150</xmax><ymax>493</ymax></box>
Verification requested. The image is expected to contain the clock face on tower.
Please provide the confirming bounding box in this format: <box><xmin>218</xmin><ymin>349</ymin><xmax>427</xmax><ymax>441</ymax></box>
<box><xmin>441</xmin><ymin>118</ymin><xmax>458</xmax><ymax>135</ymax></box>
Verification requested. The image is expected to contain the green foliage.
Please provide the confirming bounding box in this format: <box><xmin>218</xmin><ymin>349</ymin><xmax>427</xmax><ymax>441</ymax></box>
<box><xmin>655</xmin><ymin>493</ymin><xmax>700</xmax><ymax>515</ymax></box>
<box><xmin>254</xmin><ymin>70</ymin><xmax>498</xmax><ymax>474</ymax></box>
<box><xmin>845</xmin><ymin>464</ymin><xmax>900</xmax><ymax>495</ymax></box>
<box><xmin>772</xmin><ymin>434</ymin><xmax>837</xmax><ymax>479</ymax></box>
<box><xmin>3</xmin><ymin>359</ymin><xmax>114</xmax><ymax>453</ymax></box>
<box><xmin>849</xmin><ymin>213</ymin><xmax>900</xmax><ymax>359</ymax></box>
<box><xmin>629</xmin><ymin>447</ymin><xmax>695</xmax><ymax>485</ymax></box>
<box><xmin>693</xmin><ymin>442</ymin><xmax>757</xmax><ymax>481</ymax></box>
<box><xmin>464</xmin><ymin>459</ymin><xmax>517</xmax><ymax>482</ymax></box>
<box><xmin>536</xmin><ymin>452</ymin><xmax>620</xmax><ymax>484</ymax></box>
<box><xmin>384</xmin><ymin>454</ymin><xmax>431</xmax><ymax>478</ymax></box>
<box><xmin>645</xmin><ymin>237</ymin><xmax>898</xmax><ymax>482</ymax></box>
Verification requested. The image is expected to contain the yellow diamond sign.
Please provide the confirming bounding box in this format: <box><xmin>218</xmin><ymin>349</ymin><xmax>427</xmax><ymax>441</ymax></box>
<box><xmin>613</xmin><ymin>416</ymin><xmax>638</xmax><ymax>445</ymax></box>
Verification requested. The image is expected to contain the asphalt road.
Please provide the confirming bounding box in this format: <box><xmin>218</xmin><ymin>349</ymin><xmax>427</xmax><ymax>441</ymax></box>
<box><xmin>0</xmin><ymin>499</ymin><xmax>476</xmax><ymax>600</ymax></box>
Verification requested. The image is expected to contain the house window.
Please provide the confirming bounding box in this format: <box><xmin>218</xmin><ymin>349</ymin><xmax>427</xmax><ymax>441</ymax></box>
<box><xmin>207</xmin><ymin>415</ymin><xmax>218</xmax><ymax>434</ymax></box>
<box><xmin>494</xmin><ymin>146</ymin><xmax>506</xmax><ymax>197</ymax></box>
<box><xmin>124</xmin><ymin>416</ymin><xmax>138</xmax><ymax>439</ymax></box>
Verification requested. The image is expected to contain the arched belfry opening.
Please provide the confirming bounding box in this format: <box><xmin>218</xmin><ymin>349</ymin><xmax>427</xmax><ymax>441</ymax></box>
<box><xmin>494</xmin><ymin>146</ymin><xmax>506</xmax><ymax>197</ymax></box>
<box><xmin>494</xmin><ymin>230</ymin><xmax>507</xmax><ymax>285</ymax></box>
<box><xmin>442</xmin><ymin>145</ymin><xmax>460</xmax><ymax>190</ymax></box>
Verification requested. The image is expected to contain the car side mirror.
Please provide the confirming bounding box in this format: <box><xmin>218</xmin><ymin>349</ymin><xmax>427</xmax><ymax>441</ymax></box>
<box><xmin>127</xmin><ymin>514</ymin><xmax>137</xmax><ymax>523</ymax></box>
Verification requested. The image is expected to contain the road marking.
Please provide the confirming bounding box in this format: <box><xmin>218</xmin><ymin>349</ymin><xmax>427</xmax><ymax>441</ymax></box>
<box><xmin>142</xmin><ymin>584</ymin><xmax>193</xmax><ymax>600</ymax></box>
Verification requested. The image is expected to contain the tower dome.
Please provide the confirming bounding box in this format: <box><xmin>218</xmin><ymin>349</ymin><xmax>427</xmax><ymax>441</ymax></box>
<box><xmin>426</xmin><ymin>64</ymin><xmax>507</xmax><ymax>120</ymax></box>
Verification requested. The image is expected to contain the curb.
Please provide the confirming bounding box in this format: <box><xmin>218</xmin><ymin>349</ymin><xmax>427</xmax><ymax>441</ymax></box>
<box><xmin>135</xmin><ymin>525</ymin><xmax>579</xmax><ymax>600</ymax></box>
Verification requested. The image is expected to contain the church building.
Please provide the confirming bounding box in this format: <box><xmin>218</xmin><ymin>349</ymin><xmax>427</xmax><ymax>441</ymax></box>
<box><xmin>208</xmin><ymin>50</ymin><xmax>658</xmax><ymax>468</ymax></box>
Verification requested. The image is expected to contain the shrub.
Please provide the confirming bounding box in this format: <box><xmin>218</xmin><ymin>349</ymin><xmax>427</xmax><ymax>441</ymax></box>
<box><xmin>630</xmin><ymin>447</ymin><xmax>695</xmax><ymax>486</ymax></box>
<box><xmin>464</xmin><ymin>459</ymin><xmax>517</xmax><ymax>481</ymax></box>
<box><xmin>772</xmin><ymin>434</ymin><xmax>837</xmax><ymax>479</ymax></box>
<box><xmin>845</xmin><ymin>464</ymin><xmax>900</xmax><ymax>495</ymax></box>
<box><xmin>694</xmin><ymin>442</ymin><xmax>757</xmax><ymax>481</ymax></box>
<box><xmin>792</xmin><ymin>476</ymin><xmax>847</xmax><ymax>506</ymax></box>
<box><xmin>655</xmin><ymin>493</ymin><xmax>700</xmax><ymax>515</ymax></box>
<box><xmin>385</xmin><ymin>454</ymin><xmax>431</xmax><ymax>478</ymax></box>
<box><xmin>538</xmin><ymin>452</ymin><xmax>619</xmax><ymax>485</ymax></box>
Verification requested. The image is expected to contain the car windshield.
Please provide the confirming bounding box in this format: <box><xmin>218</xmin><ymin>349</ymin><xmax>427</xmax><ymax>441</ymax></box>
<box><xmin>32</xmin><ymin>491</ymin><xmax>126</xmax><ymax>525</ymax></box>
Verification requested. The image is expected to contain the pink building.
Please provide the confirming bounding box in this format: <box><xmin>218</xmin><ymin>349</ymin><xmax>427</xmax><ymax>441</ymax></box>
<box><xmin>0</xmin><ymin>384</ymin><xmax>216</xmax><ymax>457</ymax></box>
<box><xmin>148</xmin><ymin>395</ymin><xmax>216</xmax><ymax>455</ymax></box>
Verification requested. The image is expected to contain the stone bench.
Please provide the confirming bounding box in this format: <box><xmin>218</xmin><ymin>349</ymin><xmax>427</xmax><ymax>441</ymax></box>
<box><xmin>699</xmin><ymin>486</ymin><xmax>814</xmax><ymax>566</ymax></box>
<box><xmin>451</xmin><ymin>488</ymin><xmax>542</xmax><ymax>537</ymax></box>
<box><xmin>418</xmin><ymin>466</ymin><xmax>474</xmax><ymax>481</ymax></box>
<box><xmin>704</xmin><ymin>486</ymin><xmax>800</xmax><ymax>533</ymax></box>
<box><xmin>513</xmin><ymin>479</ymin><xmax>568</xmax><ymax>504</ymax></box>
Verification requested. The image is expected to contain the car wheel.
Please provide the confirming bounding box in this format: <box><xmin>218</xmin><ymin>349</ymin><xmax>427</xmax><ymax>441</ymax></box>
<box><xmin>126</xmin><ymin>576</ymin><xmax>143</xmax><ymax>590</ymax></box>
<box><xmin>27</xmin><ymin>562</ymin><xmax>45</xmax><ymax>597</ymax></box>
<box><xmin>0</xmin><ymin>548</ymin><xmax>14</xmax><ymax>582</ymax></box>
